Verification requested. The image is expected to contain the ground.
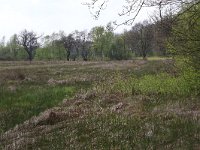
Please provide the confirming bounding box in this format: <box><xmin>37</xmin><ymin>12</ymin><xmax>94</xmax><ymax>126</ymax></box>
<box><xmin>0</xmin><ymin>59</ymin><xmax>199</xmax><ymax>149</ymax></box>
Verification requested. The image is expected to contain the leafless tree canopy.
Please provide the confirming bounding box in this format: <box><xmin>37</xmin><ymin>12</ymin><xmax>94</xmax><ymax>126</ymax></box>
<box><xmin>18</xmin><ymin>30</ymin><xmax>40</xmax><ymax>61</ymax></box>
<box><xmin>61</xmin><ymin>34</ymin><xmax>77</xmax><ymax>61</ymax></box>
<box><xmin>83</xmin><ymin>0</ymin><xmax>199</xmax><ymax>27</ymax></box>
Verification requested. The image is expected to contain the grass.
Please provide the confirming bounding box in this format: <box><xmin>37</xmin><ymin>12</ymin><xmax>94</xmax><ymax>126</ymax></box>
<box><xmin>0</xmin><ymin>59</ymin><xmax>199</xmax><ymax>149</ymax></box>
<box><xmin>0</xmin><ymin>61</ymin><xmax>95</xmax><ymax>134</ymax></box>
<box><xmin>0</xmin><ymin>85</ymin><xmax>75</xmax><ymax>133</ymax></box>
<box><xmin>32</xmin><ymin>114</ymin><xmax>199</xmax><ymax>149</ymax></box>
<box><xmin>110</xmin><ymin>72</ymin><xmax>199</xmax><ymax>97</ymax></box>
<box><xmin>135</xmin><ymin>56</ymin><xmax>172</xmax><ymax>61</ymax></box>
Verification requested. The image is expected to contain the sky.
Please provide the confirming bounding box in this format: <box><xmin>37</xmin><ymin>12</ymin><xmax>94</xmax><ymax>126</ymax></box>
<box><xmin>0</xmin><ymin>0</ymin><xmax>153</xmax><ymax>40</ymax></box>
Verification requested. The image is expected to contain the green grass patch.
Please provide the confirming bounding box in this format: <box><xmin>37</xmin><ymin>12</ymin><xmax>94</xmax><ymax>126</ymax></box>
<box><xmin>110</xmin><ymin>69</ymin><xmax>199</xmax><ymax>97</ymax></box>
<box><xmin>0</xmin><ymin>85</ymin><xmax>76</xmax><ymax>133</ymax></box>
<box><xmin>136</xmin><ymin>56</ymin><xmax>172</xmax><ymax>60</ymax></box>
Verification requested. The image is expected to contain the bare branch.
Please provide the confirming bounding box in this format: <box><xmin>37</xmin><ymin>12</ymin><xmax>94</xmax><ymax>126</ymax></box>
<box><xmin>83</xmin><ymin>0</ymin><xmax>199</xmax><ymax>28</ymax></box>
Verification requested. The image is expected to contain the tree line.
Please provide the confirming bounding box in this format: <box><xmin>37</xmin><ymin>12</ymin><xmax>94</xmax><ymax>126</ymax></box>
<box><xmin>0</xmin><ymin>19</ymin><xmax>171</xmax><ymax>62</ymax></box>
<box><xmin>0</xmin><ymin>0</ymin><xmax>199</xmax><ymax>69</ymax></box>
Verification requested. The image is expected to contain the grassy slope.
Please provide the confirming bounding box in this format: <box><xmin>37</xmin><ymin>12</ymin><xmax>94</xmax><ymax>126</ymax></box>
<box><xmin>0</xmin><ymin>60</ymin><xmax>199</xmax><ymax>149</ymax></box>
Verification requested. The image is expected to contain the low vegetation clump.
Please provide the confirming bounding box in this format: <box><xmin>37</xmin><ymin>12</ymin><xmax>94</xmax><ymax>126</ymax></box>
<box><xmin>110</xmin><ymin>69</ymin><xmax>200</xmax><ymax>96</ymax></box>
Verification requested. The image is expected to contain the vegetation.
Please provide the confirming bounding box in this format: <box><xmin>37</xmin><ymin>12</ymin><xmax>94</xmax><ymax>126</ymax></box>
<box><xmin>0</xmin><ymin>85</ymin><xmax>75</xmax><ymax>133</ymax></box>
<box><xmin>0</xmin><ymin>60</ymin><xmax>199</xmax><ymax>149</ymax></box>
<box><xmin>0</xmin><ymin>0</ymin><xmax>199</xmax><ymax>149</ymax></box>
<box><xmin>110</xmin><ymin>71</ymin><xmax>199</xmax><ymax>96</ymax></box>
<box><xmin>168</xmin><ymin>2</ymin><xmax>200</xmax><ymax>70</ymax></box>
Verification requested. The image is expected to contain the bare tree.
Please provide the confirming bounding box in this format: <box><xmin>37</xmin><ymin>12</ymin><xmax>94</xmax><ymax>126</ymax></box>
<box><xmin>124</xmin><ymin>21</ymin><xmax>154</xmax><ymax>58</ymax></box>
<box><xmin>18</xmin><ymin>30</ymin><xmax>40</xmax><ymax>62</ymax></box>
<box><xmin>73</xmin><ymin>30</ymin><xmax>91</xmax><ymax>61</ymax></box>
<box><xmin>61</xmin><ymin>34</ymin><xmax>76</xmax><ymax>61</ymax></box>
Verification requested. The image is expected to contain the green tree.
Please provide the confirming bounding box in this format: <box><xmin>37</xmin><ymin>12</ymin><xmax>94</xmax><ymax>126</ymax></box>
<box><xmin>90</xmin><ymin>24</ymin><xmax>114</xmax><ymax>60</ymax></box>
<box><xmin>7</xmin><ymin>34</ymin><xmax>20</xmax><ymax>59</ymax></box>
<box><xmin>109</xmin><ymin>35</ymin><xmax>132</xmax><ymax>60</ymax></box>
<box><xmin>90</xmin><ymin>26</ymin><xmax>106</xmax><ymax>59</ymax></box>
<box><xmin>169</xmin><ymin>2</ymin><xmax>200</xmax><ymax>70</ymax></box>
<box><xmin>104</xmin><ymin>22</ymin><xmax>115</xmax><ymax>57</ymax></box>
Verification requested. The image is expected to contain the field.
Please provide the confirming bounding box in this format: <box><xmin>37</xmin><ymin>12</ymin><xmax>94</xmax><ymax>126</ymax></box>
<box><xmin>0</xmin><ymin>59</ymin><xmax>199</xmax><ymax>149</ymax></box>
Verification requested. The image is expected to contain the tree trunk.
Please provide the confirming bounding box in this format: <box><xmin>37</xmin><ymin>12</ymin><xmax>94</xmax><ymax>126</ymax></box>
<box><xmin>67</xmin><ymin>50</ymin><xmax>70</xmax><ymax>61</ymax></box>
<box><xmin>28</xmin><ymin>52</ymin><xmax>33</xmax><ymax>63</ymax></box>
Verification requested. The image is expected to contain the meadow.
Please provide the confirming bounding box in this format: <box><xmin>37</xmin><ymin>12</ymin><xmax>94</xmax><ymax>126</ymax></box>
<box><xmin>0</xmin><ymin>59</ymin><xmax>199</xmax><ymax>149</ymax></box>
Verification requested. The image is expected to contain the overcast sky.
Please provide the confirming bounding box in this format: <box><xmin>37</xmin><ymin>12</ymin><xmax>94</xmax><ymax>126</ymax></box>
<box><xmin>0</xmin><ymin>0</ymin><xmax>153</xmax><ymax>39</ymax></box>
